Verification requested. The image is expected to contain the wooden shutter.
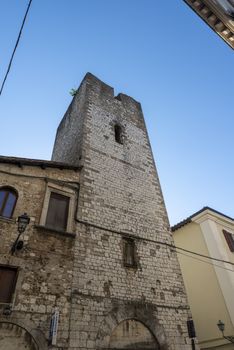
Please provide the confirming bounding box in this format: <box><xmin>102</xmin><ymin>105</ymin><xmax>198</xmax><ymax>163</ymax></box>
<box><xmin>0</xmin><ymin>267</ymin><xmax>17</xmax><ymax>303</ymax></box>
<box><xmin>46</xmin><ymin>192</ymin><xmax>70</xmax><ymax>231</ymax></box>
<box><xmin>223</xmin><ymin>230</ymin><xmax>234</xmax><ymax>252</ymax></box>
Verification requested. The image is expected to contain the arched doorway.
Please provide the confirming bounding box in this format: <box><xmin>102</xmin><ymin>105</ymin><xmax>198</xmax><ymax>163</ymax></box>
<box><xmin>0</xmin><ymin>322</ymin><xmax>39</xmax><ymax>350</ymax></box>
<box><xmin>109</xmin><ymin>319</ymin><xmax>160</xmax><ymax>349</ymax></box>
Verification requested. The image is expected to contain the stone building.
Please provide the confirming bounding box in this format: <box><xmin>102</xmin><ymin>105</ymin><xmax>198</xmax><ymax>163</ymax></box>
<box><xmin>0</xmin><ymin>73</ymin><xmax>192</xmax><ymax>350</ymax></box>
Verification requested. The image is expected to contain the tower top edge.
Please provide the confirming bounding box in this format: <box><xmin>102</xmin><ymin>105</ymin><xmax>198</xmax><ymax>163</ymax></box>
<box><xmin>77</xmin><ymin>72</ymin><xmax>142</xmax><ymax>111</ymax></box>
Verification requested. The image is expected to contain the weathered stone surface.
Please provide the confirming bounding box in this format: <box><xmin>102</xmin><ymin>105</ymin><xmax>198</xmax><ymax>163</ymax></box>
<box><xmin>52</xmin><ymin>73</ymin><xmax>192</xmax><ymax>349</ymax></box>
<box><xmin>0</xmin><ymin>73</ymin><xmax>192</xmax><ymax>349</ymax></box>
<box><xmin>109</xmin><ymin>319</ymin><xmax>159</xmax><ymax>349</ymax></box>
<box><xmin>0</xmin><ymin>322</ymin><xmax>38</xmax><ymax>350</ymax></box>
<box><xmin>0</xmin><ymin>163</ymin><xmax>78</xmax><ymax>349</ymax></box>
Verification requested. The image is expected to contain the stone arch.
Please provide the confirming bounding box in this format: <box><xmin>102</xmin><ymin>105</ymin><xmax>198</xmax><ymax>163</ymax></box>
<box><xmin>109</xmin><ymin>319</ymin><xmax>159</xmax><ymax>349</ymax></box>
<box><xmin>96</xmin><ymin>302</ymin><xmax>168</xmax><ymax>350</ymax></box>
<box><xmin>0</xmin><ymin>320</ymin><xmax>47</xmax><ymax>350</ymax></box>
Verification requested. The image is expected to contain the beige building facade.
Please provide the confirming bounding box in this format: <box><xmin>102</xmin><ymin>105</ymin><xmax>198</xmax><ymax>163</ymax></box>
<box><xmin>173</xmin><ymin>207</ymin><xmax>234</xmax><ymax>349</ymax></box>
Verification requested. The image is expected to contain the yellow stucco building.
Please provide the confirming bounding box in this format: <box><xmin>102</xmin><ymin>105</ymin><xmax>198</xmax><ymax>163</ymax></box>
<box><xmin>172</xmin><ymin>207</ymin><xmax>234</xmax><ymax>349</ymax></box>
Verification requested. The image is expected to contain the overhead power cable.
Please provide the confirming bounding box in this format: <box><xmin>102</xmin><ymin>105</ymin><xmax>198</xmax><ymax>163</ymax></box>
<box><xmin>171</xmin><ymin>244</ymin><xmax>234</xmax><ymax>267</ymax></box>
<box><xmin>0</xmin><ymin>0</ymin><xmax>33</xmax><ymax>96</ymax></box>
<box><xmin>176</xmin><ymin>250</ymin><xmax>234</xmax><ymax>273</ymax></box>
<box><xmin>76</xmin><ymin>218</ymin><xmax>234</xmax><ymax>267</ymax></box>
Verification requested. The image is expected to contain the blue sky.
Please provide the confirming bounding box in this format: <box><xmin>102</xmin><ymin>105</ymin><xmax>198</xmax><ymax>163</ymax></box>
<box><xmin>0</xmin><ymin>0</ymin><xmax>233</xmax><ymax>225</ymax></box>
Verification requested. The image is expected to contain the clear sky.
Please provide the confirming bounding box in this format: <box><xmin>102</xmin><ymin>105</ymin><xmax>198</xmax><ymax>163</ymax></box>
<box><xmin>0</xmin><ymin>0</ymin><xmax>233</xmax><ymax>225</ymax></box>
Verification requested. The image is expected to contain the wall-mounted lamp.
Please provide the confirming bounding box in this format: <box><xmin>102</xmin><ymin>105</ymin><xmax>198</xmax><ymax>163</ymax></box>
<box><xmin>11</xmin><ymin>213</ymin><xmax>30</xmax><ymax>255</ymax></box>
<box><xmin>217</xmin><ymin>320</ymin><xmax>234</xmax><ymax>344</ymax></box>
<box><xmin>3</xmin><ymin>304</ymin><xmax>12</xmax><ymax>316</ymax></box>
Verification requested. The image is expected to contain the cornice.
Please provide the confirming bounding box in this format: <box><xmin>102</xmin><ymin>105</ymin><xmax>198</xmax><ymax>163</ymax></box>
<box><xmin>192</xmin><ymin>209</ymin><xmax>234</xmax><ymax>230</ymax></box>
<box><xmin>184</xmin><ymin>0</ymin><xmax>234</xmax><ymax>49</ymax></box>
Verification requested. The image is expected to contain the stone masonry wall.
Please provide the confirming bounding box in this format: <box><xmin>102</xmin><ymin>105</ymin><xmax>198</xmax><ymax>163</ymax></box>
<box><xmin>0</xmin><ymin>163</ymin><xmax>79</xmax><ymax>349</ymax></box>
<box><xmin>53</xmin><ymin>73</ymin><xmax>170</xmax><ymax>240</ymax></box>
<box><xmin>69</xmin><ymin>223</ymin><xmax>190</xmax><ymax>349</ymax></box>
<box><xmin>52</xmin><ymin>74</ymin><xmax>193</xmax><ymax>349</ymax></box>
<box><xmin>52</xmin><ymin>78</ymin><xmax>88</xmax><ymax>167</ymax></box>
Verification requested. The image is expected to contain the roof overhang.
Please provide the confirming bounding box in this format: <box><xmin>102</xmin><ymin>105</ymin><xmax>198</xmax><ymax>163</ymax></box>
<box><xmin>0</xmin><ymin>155</ymin><xmax>82</xmax><ymax>171</ymax></box>
<box><xmin>191</xmin><ymin>208</ymin><xmax>234</xmax><ymax>228</ymax></box>
<box><xmin>184</xmin><ymin>0</ymin><xmax>234</xmax><ymax>49</ymax></box>
<box><xmin>172</xmin><ymin>206</ymin><xmax>234</xmax><ymax>231</ymax></box>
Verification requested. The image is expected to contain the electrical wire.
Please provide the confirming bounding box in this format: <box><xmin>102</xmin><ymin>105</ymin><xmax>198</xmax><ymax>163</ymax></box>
<box><xmin>76</xmin><ymin>217</ymin><xmax>234</xmax><ymax>267</ymax></box>
<box><xmin>0</xmin><ymin>0</ymin><xmax>33</xmax><ymax>96</ymax></box>
<box><xmin>176</xmin><ymin>250</ymin><xmax>234</xmax><ymax>273</ymax></box>
<box><xmin>0</xmin><ymin>0</ymin><xmax>233</xmax><ymax>273</ymax></box>
<box><xmin>0</xmin><ymin>164</ymin><xmax>233</xmax><ymax>268</ymax></box>
<box><xmin>173</xmin><ymin>245</ymin><xmax>234</xmax><ymax>267</ymax></box>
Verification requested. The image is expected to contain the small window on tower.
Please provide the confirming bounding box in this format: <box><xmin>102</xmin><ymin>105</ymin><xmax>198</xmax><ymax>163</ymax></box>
<box><xmin>114</xmin><ymin>124</ymin><xmax>123</xmax><ymax>144</ymax></box>
<box><xmin>123</xmin><ymin>238</ymin><xmax>136</xmax><ymax>267</ymax></box>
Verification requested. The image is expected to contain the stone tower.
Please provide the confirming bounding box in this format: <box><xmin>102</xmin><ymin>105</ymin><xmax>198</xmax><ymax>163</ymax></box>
<box><xmin>52</xmin><ymin>73</ymin><xmax>191</xmax><ymax>350</ymax></box>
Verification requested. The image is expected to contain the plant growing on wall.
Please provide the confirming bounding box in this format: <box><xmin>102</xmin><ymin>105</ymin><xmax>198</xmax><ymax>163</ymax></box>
<box><xmin>70</xmin><ymin>88</ymin><xmax>78</xmax><ymax>96</ymax></box>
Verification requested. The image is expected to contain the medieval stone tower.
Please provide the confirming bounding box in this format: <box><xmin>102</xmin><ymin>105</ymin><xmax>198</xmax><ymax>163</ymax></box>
<box><xmin>52</xmin><ymin>73</ymin><xmax>191</xmax><ymax>350</ymax></box>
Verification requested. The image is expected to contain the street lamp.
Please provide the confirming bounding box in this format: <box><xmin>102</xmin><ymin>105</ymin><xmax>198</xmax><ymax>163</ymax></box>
<box><xmin>17</xmin><ymin>213</ymin><xmax>30</xmax><ymax>233</ymax></box>
<box><xmin>187</xmin><ymin>319</ymin><xmax>196</xmax><ymax>350</ymax></box>
<box><xmin>11</xmin><ymin>213</ymin><xmax>30</xmax><ymax>255</ymax></box>
<box><xmin>217</xmin><ymin>320</ymin><xmax>234</xmax><ymax>344</ymax></box>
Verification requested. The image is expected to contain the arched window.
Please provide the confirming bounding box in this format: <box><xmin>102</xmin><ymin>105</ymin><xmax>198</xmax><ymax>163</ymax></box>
<box><xmin>0</xmin><ymin>187</ymin><xmax>18</xmax><ymax>218</ymax></box>
<box><xmin>114</xmin><ymin>124</ymin><xmax>123</xmax><ymax>144</ymax></box>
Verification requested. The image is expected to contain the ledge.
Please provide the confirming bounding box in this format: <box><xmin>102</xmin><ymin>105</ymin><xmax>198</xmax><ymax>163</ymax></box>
<box><xmin>0</xmin><ymin>216</ymin><xmax>15</xmax><ymax>224</ymax></box>
<box><xmin>0</xmin><ymin>155</ymin><xmax>82</xmax><ymax>171</ymax></box>
<box><xmin>124</xmin><ymin>263</ymin><xmax>138</xmax><ymax>269</ymax></box>
<box><xmin>34</xmin><ymin>225</ymin><xmax>76</xmax><ymax>238</ymax></box>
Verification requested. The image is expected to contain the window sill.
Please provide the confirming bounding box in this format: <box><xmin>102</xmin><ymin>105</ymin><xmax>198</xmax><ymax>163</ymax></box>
<box><xmin>35</xmin><ymin>225</ymin><xmax>76</xmax><ymax>238</ymax></box>
<box><xmin>124</xmin><ymin>263</ymin><xmax>137</xmax><ymax>269</ymax></box>
<box><xmin>0</xmin><ymin>216</ymin><xmax>15</xmax><ymax>224</ymax></box>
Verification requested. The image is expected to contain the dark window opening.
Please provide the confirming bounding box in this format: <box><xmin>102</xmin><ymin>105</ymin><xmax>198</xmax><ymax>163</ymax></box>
<box><xmin>114</xmin><ymin>124</ymin><xmax>123</xmax><ymax>144</ymax></box>
<box><xmin>45</xmin><ymin>192</ymin><xmax>70</xmax><ymax>231</ymax></box>
<box><xmin>0</xmin><ymin>187</ymin><xmax>17</xmax><ymax>218</ymax></box>
<box><xmin>223</xmin><ymin>229</ymin><xmax>234</xmax><ymax>252</ymax></box>
<box><xmin>0</xmin><ymin>266</ymin><xmax>17</xmax><ymax>303</ymax></box>
<box><xmin>123</xmin><ymin>238</ymin><xmax>136</xmax><ymax>267</ymax></box>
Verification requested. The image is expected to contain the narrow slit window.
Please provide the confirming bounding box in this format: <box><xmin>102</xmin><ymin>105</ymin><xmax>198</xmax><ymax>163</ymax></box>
<box><xmin>114</xmin><ymin>124</ymin><xmax>123</xmax><ymax>144</ymax></box>
<box><xmin>45</xmin><ymin>192</ymin><xmax>70</xmax><ymax>231</ymax></box>
<box><xmin>0</xmin><ymin>187</ymin><xmax>18</xmax><ymax>218</ymax></box>
<box><xmin>123</xmin><ymin>238</ymin><xmax>136</xmax><ymax>267</ymax></box>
